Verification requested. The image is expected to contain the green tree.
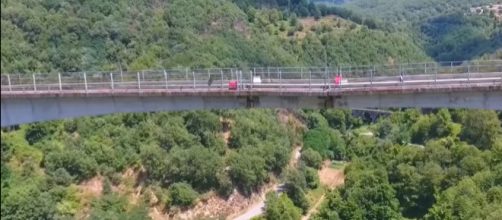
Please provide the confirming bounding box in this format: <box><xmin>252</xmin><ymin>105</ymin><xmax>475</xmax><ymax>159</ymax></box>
<box><xmin>460</xmin><ymin>110</ymin><xmax>502</xmax><ymax>150</ymax></box>
<box><xmin>410</xmin><ymin>115</ymin><xmax>434</xmax><ymax>144</ymax></box>
<box><xmin>89</xmin><ymin>193</ymin><xmax>150</xmax><ymax>220</ymax></box>
<box><xmin>140</xmin><ymin>144</ymin><xmax>168</xmax><ymax>181</ymax></box>
<box><xmin>304</xmin><ymin>167</ymin><xmax>320</xmax><ymax>189</ymax></box>
<box><xmin>375</xmin><ymin>117</ymin><xmax>395</xmax><ymax>140</ymax></box>
<box><xmin>166</xmin><ymin>146</ymin><xmax>224</xmax><ymax>191</ymax></box>
<box><xmin>1</xmin><ymin>185</ymin><xmax>56</xmax><ymax>220</ymax></box>
<box><xmin>48</xmin><ymin>168</ymin><xmax>74</xmax><ymax>186</ymax></box>
<box><xmin>44</xmin><ymin>150</ymin><xmax>98</xmax><ymax>182</ymax></box>
<box><xmin>228</xmin><ymin>152</ymin><xmax>267</xmax><ymax>195</ymax></box>
<box><xmin>168</xmin><ymin>182</ymin><xmax>199</xmax><ymax>207</ymax></box>
<box><xmin>284</xmin><ymin>169</ymin><xmax>310</xmax><ymax>213</ymax></box>
<box><xmin>430</xmin><ymin>109</ymin><xmax>461</xmax><ymax>139</ymax></box>
<box><xmin>321</xmin><ymin>109</ymin><xmax>362</xmax><ymax>133</ymax></box>
<box><xmin>301</xmin><ymin>148</ymin><xmax>323</xmax><ymax>169</ymax></box>
<box><xmin>25</xmin><ymin>121</ymin><xmax>60</xmax><ymax>145</ymax></box>
<box><xmin>285</xmin><ymin>168</ymin><xmax>307</xmax><ymax>190</ymax></box>
<box><xmin>318</xmin><ymin>165</ymin><xmax>402</xmax><ymax>220</ymax></box>
<box><xmin>305</xmin><ymin>112</ymin><xmax>329</xmax><ymax>130</ymax></box>
<box><xmin>303</xmin><ymin>128</ymin><xmax>345</xmax><ymax>160</ymax></box>
<box><xmin>184</xmin><ymin>111</ymin><xmax>222</xmax><ymax>147</ymax></box>
<box><xmin>264</xmin><ymin>193</ymin><xmax>302</xmax><ymax>220</ymax></box>
<box><xmin>426</xmin><ymin>178</ymin><xmax>487</xmax><ymax>220</ymax></box>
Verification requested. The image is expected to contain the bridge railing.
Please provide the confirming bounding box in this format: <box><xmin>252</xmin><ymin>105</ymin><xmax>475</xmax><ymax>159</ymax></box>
<box><xmin>1</xmin><ymin>60</ymin><xmax>501</xmax><ymax>92</ymax></box>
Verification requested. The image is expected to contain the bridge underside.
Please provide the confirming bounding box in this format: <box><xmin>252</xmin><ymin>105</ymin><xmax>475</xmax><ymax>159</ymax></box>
<box><xmin>2</xmin><ymin>89</ymin><xmax>501</xmax><ymax>127</ymax></box>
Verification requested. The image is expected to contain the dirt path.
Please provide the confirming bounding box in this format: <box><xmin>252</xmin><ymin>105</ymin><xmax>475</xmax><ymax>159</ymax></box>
<box><xmin>289</xmin><ymin>145</ymin><xmax>302</xmax><ymax>168</ymax></box>
<box><xmin>232</xmin><ymin>201</ymin><xmax>266</xmax><ymax>220</ymax></box>
<box><xmin>301</xmin><ymin>161</ymin><xmax>346</xmax><ymax>220</ymax></box>
<box><xmin>302</xmin><ymin>195</ymin><xmax>325</xmax><ymax>220</ymax></box>
<box><xmin>228</xmin><ymin>184</ymin><xmax>284</xmax><ymax>220</ymax></box>
<box><xmin>319</xmin><ymin>161</ymin><xmax>345</xmax><ymax>188</ymax></box>
<box><xmin>231</xmin><ymin>140</ymin><xmax>302</xmax><ymax>220</ymax></box>
<box><xmin>165</xmin><ymin>110</ymin><xmax>306</xmax><ymax>220</ymax></box>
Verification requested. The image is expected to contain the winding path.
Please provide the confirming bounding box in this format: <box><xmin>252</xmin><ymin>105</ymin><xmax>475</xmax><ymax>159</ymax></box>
<box><xmin>232</xmin><ymin>199</ymin><xmax>266</xmax><ymax>220</ymax></box>
<box><xmin>302</xmin><ymin>195</ymin><xmax>325</xmax><ymax>220</ymax></box>
<box><xmin>231</xmin><ymin>146</ymin><xmax>302</xmax><ymax>220</ymax></box>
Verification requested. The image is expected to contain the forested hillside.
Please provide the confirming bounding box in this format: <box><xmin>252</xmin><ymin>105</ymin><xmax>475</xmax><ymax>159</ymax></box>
<box><xmin>1</xmin><ymin>110</ymin><xmax>302</xmax><ymax>219</ymax></box>
<box><xmin>1</xmin><ymin>0</ymin><xmax>502</xmax><ymax>220</ymax></box>
<box><xmin>312</xmin><ymin>109</ymin><xmax>502</xmax><ymax>220</ymax></box>
<box><xmin>1</xmin><ymin>0</ymin><xmax>430</xmax><ymax>73</ymax></box>
<box><xmin>2</xmin><ymin>108</ymin><xmax>501</xmax><ymax>219</ymax></box>
<box><xmin>343</xmin><ymin>0</ymin><xmax>494</xmax><ymax>27</ymax></box>
<box><xmin>341</xmin><ymin>0</ymin><xmax>502</xmax><ymax>60</ymax></box>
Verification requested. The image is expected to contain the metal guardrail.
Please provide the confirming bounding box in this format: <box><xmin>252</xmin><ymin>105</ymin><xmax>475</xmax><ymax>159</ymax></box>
<box><xmin>1</xmin><ymin>60</ymin><xmax>502</xmax><ymax>93</ymax></box>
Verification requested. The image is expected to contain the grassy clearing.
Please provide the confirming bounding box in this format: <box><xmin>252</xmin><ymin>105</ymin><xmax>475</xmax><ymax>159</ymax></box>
<box><xmin>306</xmin><ymin>186</ymin><xmax>326</xmax><ymax>206</ymax></box>
<box><xmin>353</xmin><ymin>126</ymin><xmax>374</xmax><ymax>137</ymax></box>
<box><xmin>329</xmin><ymin>160</ymin><xmax>347</xmax><ymax>170</ymax></box>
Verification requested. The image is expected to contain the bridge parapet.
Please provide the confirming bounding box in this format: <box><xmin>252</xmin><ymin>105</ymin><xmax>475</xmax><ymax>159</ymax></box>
<box><xmin>1</xmin><ymin>60</ymin><xmax>502</xmax><ymax>95</ymax></box>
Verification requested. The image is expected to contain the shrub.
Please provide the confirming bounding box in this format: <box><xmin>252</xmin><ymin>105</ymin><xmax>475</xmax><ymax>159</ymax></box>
<box><xmin>303</xmin><ymin>128</ymin><xmax>345</xmax><ymax>159</ymax></box>
<box><xmin>304</xmin><ymin>167</ymin><xmax>320</xmax><ymax>189</ymax></box>
<box><xmin>168</xmin><ymin>182</ymin><xmax>199</xmax><ymax>207</ymax></box>
<box><xmin>301</xmin><ymin>148</ymin><xmax>323</xmax><ymax>169</ymax></box>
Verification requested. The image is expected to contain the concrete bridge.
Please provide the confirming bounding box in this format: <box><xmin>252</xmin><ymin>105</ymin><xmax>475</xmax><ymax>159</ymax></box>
<box><xmin>2</xmin><ymin>61</ymin><xmax>502</xmax><ymax>127</ymax></box>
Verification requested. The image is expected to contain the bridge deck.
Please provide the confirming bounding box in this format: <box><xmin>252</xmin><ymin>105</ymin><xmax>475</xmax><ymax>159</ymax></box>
<box><xmin>2</xmin><ymin>62</ymin><xmax>502</xmax><ymax>126</ymax></box>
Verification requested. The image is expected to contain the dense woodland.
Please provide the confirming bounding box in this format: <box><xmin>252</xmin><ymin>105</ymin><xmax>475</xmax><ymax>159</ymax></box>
<box><xmin>1</xmin><ymin>109</ymin><xmax>301</xmax><ymax>218</ymax></box>
<box><xmin>1</xmin><ymin>0</ymin><xmax>502</xmax><ymax>219</ymax></box>
<box><xmin>2</xmin><ymin>108</ymin><xmax>501</xmax><ymax>219</ymax></box>
<box><xmin>0</xmin><ymin>0</ymin><xmax>457</xmax><ymax>74</ymax></box>
<box><xmin>312</xmin><ymin>109</ymin><xmax>502</xmax><ymax>219</ymax></box>
<box><xmin>342</xmin><ymin>0</ymin><xmax>502</xmax><ymax>60</ymax></box>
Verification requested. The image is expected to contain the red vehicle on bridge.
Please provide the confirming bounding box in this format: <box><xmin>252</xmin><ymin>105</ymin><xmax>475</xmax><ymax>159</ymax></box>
<box><xmin>228</xmin><ymin>80</ymin><xmax>238</xmax><ymax>90</ymax></box>
<box><xmin>334</xmin><ymin>74</ymin><xmax>343</xmax><ymax>86</ymax></box>
<box><xmin>332</xmin><ymin>73</ymin><xmax>347</xmax><ymax>88</ymax></box>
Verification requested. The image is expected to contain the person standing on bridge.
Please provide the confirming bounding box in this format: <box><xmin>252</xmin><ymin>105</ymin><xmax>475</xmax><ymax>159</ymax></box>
<box><xmin>399</xmin><ymin>72</ymin><xmax>404</xmax><ymax>83</ymax></box>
